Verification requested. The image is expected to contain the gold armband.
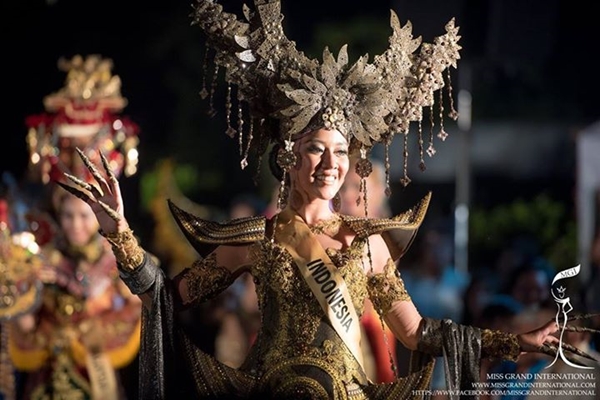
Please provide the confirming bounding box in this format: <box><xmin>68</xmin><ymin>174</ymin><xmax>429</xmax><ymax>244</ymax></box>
<box><xmin>367</xmin><ymin>259</ymin><xmax>411</xmax><ymax>315</ymax></box>
<box><xmin>100</xmin><ymin>229</ymin><xmax>144</xmax><ymax>271</ymax></box>
<box><xmin>481</xmin><ymin>329</ymin><xmax>521</xmax><ymax>362</ymax></box>
<box><xmin>180</xmin><ymin>253</ymin><xmax>235</xmax><ymax>307</ymax></box>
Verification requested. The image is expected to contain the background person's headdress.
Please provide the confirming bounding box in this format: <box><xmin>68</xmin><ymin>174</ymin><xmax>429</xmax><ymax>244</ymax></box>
<box><xmin>26</xmin><ymin>54</ymin><xmax>140</xmax><ymax>186</ymax></box>
<box><xmin>192</xmin><ymin>0</ymin><xmax>461</xmax><ymax>195</ymax></box>
<box><xmin>23</xmin><ymin>55</ymin><xmax>141</xmax><ymax>244</ymax></box>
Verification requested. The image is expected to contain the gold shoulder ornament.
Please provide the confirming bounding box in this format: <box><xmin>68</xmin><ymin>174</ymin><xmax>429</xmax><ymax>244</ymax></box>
<box><xmin>343</xmin><ymin>192</ymin><xmax>431</xmax><ymax>261</ymax></box>
<box><xmin>168</xmin><ymin>199</ymin><xmax>266</xmax><ymax>257</ymax></box>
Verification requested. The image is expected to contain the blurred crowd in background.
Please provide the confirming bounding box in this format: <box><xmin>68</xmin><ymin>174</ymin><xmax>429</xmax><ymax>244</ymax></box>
<box><xmin>1</xmin><ymin>0</ymin><xmax>600</xmax><ymax>399</ymax></box>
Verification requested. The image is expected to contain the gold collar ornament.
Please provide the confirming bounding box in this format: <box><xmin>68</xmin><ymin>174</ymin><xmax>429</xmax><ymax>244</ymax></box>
<box><xmin>192</xmin><ymin>0</ymin><xmax>461</xmax><ymax>191</ymax></box>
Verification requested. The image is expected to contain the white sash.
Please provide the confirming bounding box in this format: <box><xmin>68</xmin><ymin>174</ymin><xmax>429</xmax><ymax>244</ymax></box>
<box><xmin>85</xmin><ymin>350</ymin><xmax>118</xmax><ymax>400</ymax></box>
<box><xmin>276</xmin><ymin>209</ymin><xmax>365</xmax><ymax>371</ymax></box>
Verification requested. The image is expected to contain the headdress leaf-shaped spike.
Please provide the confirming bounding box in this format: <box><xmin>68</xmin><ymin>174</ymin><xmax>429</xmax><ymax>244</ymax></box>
<box><xmin>279</xmin><ymin>104</ymin><xmax>305</xmax><ymax>118</ymax></box>
<box><xmin>341</xmin><ymin>55</ymin><xmax>368</xmax><ymax>88</ymax></box>
<box><xmin>351</xmin><ymin>116</ymin><xmax>372</xmax><ymax>146</ymax></box>
<box><xmin>337</xmin><ymin>45</ymin><xmax>349</xmax><ymax>68</ymax></box>
<box><xmin>242</xmin><ymin>3</ymin><xmax>252</xmax><ymax>21</ymax></box>
<box><xmin>320</xmin><ymin>47</ymin><xmax>338</xmax><ymax>89</ymax></box>
<box><xmin>302</xmin><ymin>74</ymin><xmax>327</xmax><ymax>96</ymax></box>
<box><xmin>285</xmin><ymin>89</ymin><xmax>320</xmax><ymax>106</ymax></box>
<box><xmin>287</xmin><ymin>103</ymin><xmax>322</xmax><ymax>135</ymax></box>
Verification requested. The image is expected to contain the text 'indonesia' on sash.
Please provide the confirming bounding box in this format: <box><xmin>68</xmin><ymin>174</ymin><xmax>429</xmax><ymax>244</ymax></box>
<box><xmin>307</xmin><ymin>259</ymin><xmax>353</xmax><ymax>332</ymax></box>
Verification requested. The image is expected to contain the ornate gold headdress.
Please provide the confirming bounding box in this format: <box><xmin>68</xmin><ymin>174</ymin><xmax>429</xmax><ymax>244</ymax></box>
<box><xmin>26</xmin><ymin>55</ymin><xmax>140</xmax><ymax>185</ymax></box>
<box><xmin>192</xmin><ymin>0</ymin><xmax>460</xmax><ymax>194</ymax></box>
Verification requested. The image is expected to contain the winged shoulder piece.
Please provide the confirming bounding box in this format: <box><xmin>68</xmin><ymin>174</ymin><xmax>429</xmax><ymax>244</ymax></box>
<box><xmin>343</xmin><ymin>192</ymin><xmax>431</xmax><ymax>261</ymax></box>
<box><xmin>168</xmin><ymin>199</ymin><xmax>266</xmax><ymax>257</ymax></box>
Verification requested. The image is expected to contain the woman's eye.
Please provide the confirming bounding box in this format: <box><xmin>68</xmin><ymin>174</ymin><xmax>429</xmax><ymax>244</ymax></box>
<box><xmin>307</xmin><ymin>145</ymin><xmax>324</xmax><ymax>154</ymax></box>
<box><xmin>335</xmin><ymin>149</ymin><xmax>348</xmax><ymax>156</ymax></box>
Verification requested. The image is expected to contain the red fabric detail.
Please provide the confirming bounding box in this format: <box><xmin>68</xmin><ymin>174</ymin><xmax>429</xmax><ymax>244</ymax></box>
<box><xmin>361</xmin><ymin>307</ymin><xmax>398</xmax><ymax>383</ymax></box>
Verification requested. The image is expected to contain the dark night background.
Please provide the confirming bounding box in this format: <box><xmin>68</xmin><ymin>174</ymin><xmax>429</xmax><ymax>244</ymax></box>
<box><xmin>1</xmin><ymin>1</ymin><xmax>600</xmax><ymax>397</ymax></box>
<box><xmin>1</xmin><ymin>0</ymin><xmax>599</xmax><ymax>258</ymax></box>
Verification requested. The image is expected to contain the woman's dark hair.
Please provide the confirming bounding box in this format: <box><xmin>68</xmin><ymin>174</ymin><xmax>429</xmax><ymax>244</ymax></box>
<box><xmin>268</xmin><ymin>143</ymin><xmax>284</xmax><ymax>182</ymax></box>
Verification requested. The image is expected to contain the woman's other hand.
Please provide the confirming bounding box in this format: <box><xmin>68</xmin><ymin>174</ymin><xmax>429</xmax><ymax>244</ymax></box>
<box><xmin>517</xmin><ymin>319</ymin><xmax>559</xmax><ymax>353</ymax></box>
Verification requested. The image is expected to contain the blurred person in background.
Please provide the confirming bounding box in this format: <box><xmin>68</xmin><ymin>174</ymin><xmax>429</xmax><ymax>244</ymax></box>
<box><xmin>3</xmin><ymin>55</ymin><xmax>142</xmax><ymax>400</ymax></box>
<box><xmin>503</xmin><ymin>259</ymin><xmax>554</xmax><ymax>312</ymax></box>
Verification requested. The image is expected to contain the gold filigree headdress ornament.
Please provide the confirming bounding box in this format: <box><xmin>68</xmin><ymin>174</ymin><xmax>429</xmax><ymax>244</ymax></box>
<box><xmin>26</xmin><ymin>55</ymin><xmax>140</xmax><ymax>186</ymax></box>
<box><xmin>191</xmin><ymin>0</ymin><xmax>461</xmax><ymax>209</ymax></box>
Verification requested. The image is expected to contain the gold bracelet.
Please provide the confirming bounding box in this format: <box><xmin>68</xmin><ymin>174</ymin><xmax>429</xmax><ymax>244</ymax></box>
<box><xmin>99</xmin><ymin>229</ymin><xmax>145</xmax><ymax>271</ymax></box>
<box><xmin>481</xmin><ymin>329</ymin><xmax>521</xmax><ymax>362</ymax></box>
<box><xmin>367</xmin><ymin>259</ymin><xmax>411</xmax><ymax>315</ymax></box>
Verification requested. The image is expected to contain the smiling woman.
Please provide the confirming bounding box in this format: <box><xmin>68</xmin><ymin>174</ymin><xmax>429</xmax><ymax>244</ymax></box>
<box><xmin>54</xmin><ymin>1</ymin><xmax>598</xmax><ymax>399</ymax></box>
<box><xmin>286</xmin><ymin>129</ymin><xmax>350</xmax><ymax>217</ymax></box>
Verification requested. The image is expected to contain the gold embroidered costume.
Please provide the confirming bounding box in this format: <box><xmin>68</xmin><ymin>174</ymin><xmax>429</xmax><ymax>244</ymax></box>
<box><xmin>107</xmin><ymin>190</ymin><xmax>521</xmax><ymax>400</ymax></box>
<box><xmin>96</xmin><ymin>2</ymin><xmax>527</xmax><ymax>398</ymax></box>
<box><xmin>57</xmin><ymin>1</ymin><xmax>592</xmax><ymax>399</ymax></box>
<box><xmin>129</xmin><ymin>195</ymin><xmax>438</xmax><ymax>399</ymax></box>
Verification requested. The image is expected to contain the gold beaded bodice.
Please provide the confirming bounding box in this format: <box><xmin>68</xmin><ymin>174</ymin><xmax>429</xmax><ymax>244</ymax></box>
<box><xmin>168</xmin><ymin>197</ymin><xmax>429</xmax><ymax>390</ymax></box>
<box><xmin>243</xmin><ymin>231</ymin><xmax>371</xmax><ymax>384</ymax></box>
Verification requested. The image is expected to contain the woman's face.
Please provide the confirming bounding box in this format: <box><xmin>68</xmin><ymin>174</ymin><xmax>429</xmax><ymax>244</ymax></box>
<box><xmin>289</xmin><ymin>128</ymin><xmax>349</xmax><ymax>203</ymax></box>
<box><xmin>59</xmin><ymin>196</ymin><xmax>99</xmax><ymax>246</ymax></box>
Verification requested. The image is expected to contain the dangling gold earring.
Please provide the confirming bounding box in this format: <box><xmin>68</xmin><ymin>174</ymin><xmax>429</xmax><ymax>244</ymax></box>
<box><xmin>278</xmin><ymin>184</ymin><xmax>289</xmax><ymax>210</ymax></box>
<box><xmin>332</xmin><ymin>192</ymin><xmax>341</xmax><ymax>213</ymax></box>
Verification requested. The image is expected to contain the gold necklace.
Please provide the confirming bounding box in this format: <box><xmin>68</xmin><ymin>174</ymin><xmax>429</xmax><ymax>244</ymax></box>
<box><xmin>308</xmin><ymin>214</ymin><xmax>342</xmax><ymax>236</ymax></box>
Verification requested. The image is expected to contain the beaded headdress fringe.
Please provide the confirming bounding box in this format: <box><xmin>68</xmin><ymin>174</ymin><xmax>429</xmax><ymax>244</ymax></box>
<box><xmin>192</xmin><ymin>0</ymin><xmax>461</xmax><ymax>198</ymax></box>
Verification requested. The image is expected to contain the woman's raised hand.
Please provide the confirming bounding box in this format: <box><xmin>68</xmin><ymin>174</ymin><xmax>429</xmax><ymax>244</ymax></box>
<box><xmin>56</xmin><ymin>147</ymin><xmax>128</xmax><ymax>235</ymax></box>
